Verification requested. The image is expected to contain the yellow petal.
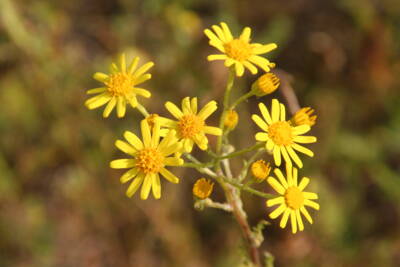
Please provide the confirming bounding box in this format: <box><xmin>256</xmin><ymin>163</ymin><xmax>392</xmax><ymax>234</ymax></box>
<box><xmin>119</xmin><ymin>53</ymin><xmax>126</xmax><ymax>73</ymax></box>
<box><xmin>292</xmin><ymin>125</ymin><xmax>310</xmax><ymax>135</ymax></box>
<box><xmin>293</xmin><ymin>136</ymin><xmax>317</xmax><ymax>143</ymax></box>
<box><xmin>211</xmin><ymin>25</ymin><xmax>226</xmax><ymax>43</ymax></box>
<box><xmin>252</xmin><ymin>114</ymin><xmax>269</xmax><ymax>132</ymax></box>
<box><xmin>124</xmin><ymin>131</ymin><xmax>144</xmax><ymax>150</ymax></box>
<box><xmin>85</xmin><ymin>93</ymin><xmax>111</xmax><ymax>109</ymax></box>
<box><xmin>292</xmin><ymin>144</ymin><xmax>314</xmax><ymax>157</ymax></box>
<box><xmin>133</xmin><ymin>62</ymin><xmax>154</xmax><ymax>79</ymax></box>
<box><xmin>255</xmin><ymin>132</ymin><xmax>269</xmax><ymax>142</ymax></box>
<box><xmin>280</xmin><ymin>103</ymin><xmax>286</xmax><ymax>121</ymax></box>
<box><xmin>243</xmin><ymin>61</ymin><xmax>258</xmax><ymax>74</ymax></box>
<box><xmin>93</xmin><ymin>72</ymin><xmax>109</xmax><ymax>82</ymax></box>
<box><xmin>128</xmin><ymin>57</ymin><xmax>139</xmax><ymax>74</ymax></box>
<box><xmin>120</xmin><ymin>168</ymin><xmax>140</xmax><ymax>184</ymax></box>
<box><xmin>273</xmin><ymin>146</ymin><xmax>282</xmax><ymax>166</ymax></box>
<box><xmin>290</xmin><ymin>210</ymin><xmax>297</xmax><ymax>234</ymax></box>
<box><xmin>190</xmin><ymin>97</ymin><xmax>198</xmax><ymax>114</ymax></box>
<box><xmin>198</xmin><ymin>101</ymin><xmax>217</xmax><ymax>120</ymax></box>
<box><xmin>133</xmin><ymin>88</ymin><xmax>151</xmax><ymax>98</ymax></box>
<box><xmin>252</xmin><ymin>43</ymin><xmax>277</xmax><ymax>54</ymax></box>
<box><xmin>165</xmin><ymin>101</ymin><xmax>183</xmax><ymax>119</ymax></box>
<box><xmin>298</xmin><ymin>177</ymin><xmax>310</xmax><ymax>191</ymax></box>
<box><xmin>115</xmin><ymin>140</ymin><xmax>136</xmax><ymax>155</ymax></box>
<box><xmin>235</xmin><ymin>62</ymin><xmax>245</xmax><ymax>77</ymax></box>
<box><xmin>280</xmin><ymin>209</ymin><xmax>291</xmax><ymax>228</ymax></box>
<box><xmin>266</xmin><ymin>196</ymin><xmax>284</xmax><ymax>207</ymax></box>
<box><xmin>207</xmin><ymin>54</ymin><xmax>227</xmax><ymax>61</ymax></box>
<box><xmin>126</xmin><ymin>173</ymin><xmax>144</xmax><ymax>197</ymax></box>
<box><xmin>134</xmin><ymin>73</ymin><xmax>152</xmax><ymax>85</ymax></box>
<box><xmin>116</xmin><ymin>96</ymin><xmax>126</xmax><ymax>118</ymax></box>
<box><xmin>160</xmin><ymin>168</ymin><xmax>180</xmax><ymax>183</ymax></box>
<box><xmin>296</xmin><ymin>209</ymin><xmax>305</xmax><ymax>231</ymax></box>
<box><xmin>204</xmin><ymin>126</ymin><xmax>222</xmax><ymax>136</ymax></box>
<box><xmin>240</xmin><ymin>27</ymin><xmax>251</xmax><ymax>42</ymax></box>
<box><xmin>182</xmin><ymin>97</ymin><xmax>191</xmax><ymax>114</ymax></box>
<box><xmin>300</xmin><ymin>207</ymin><xmax>313</xmax><ymax>224</ymax></box>
<box><xmin>259</xmin><ymin>103</ymin><xmax>272</xmax><ymax>124</ymax></box>
<box><xmin>303</xmin><ymin>192</ymin><xmax>318</xmax><ymax>200</ymax></box>
<box><xmin>140</xmin><ymin>174</ymin><xmax>152</xmax><ymax>200</ymax></box>
<box><xmin>103</xmin><ymin>97</ymin><xmax>117</xmax><ymax>118</ymax></box>
<box><xmin>267</xmin><ymin>177</ymin><xmax>285</xmax><ymax>195</ymax></box>
<box><xmin>274</xmin><ymin>168</ymin><xmax>288</xmax><ymax>188</ymax></box>
<box><xmin>304</xmin><ymin>199</ymin><xmax>320</xmax><ymax>210</ymax></box>
<box><xmin>110</xmin><ymin>159</ymin><xmax>136</xmax><ymax>169</ymax></box>
<box><xmin>286</xmin><ymin>146</ymin><xmax>303</xmax><ymax>168</ymax></box>
<box><xmin>141</xmin><ymin>119</ymin><xmax>152</xmax><ymax>147</ymax></box>
<box><xmin>87</xmin><ymin>87</ymin><xmax>106</xmax><ymax>94</ymax></box>
<box><xmin>248</xmin><ymin>55</ymin><xmax>272</xmax><ymax>72</ymax></box>
<box><xmin>151</xmin><ymin>173</ymin><xmax>161</xmax><ymax>199</ymax></box>
<box><xmin>280</xmin><ymin>146</ymin><xmax>292</xmax><ymax>167</ymax></box>
<box><xmin>271</xmin><ymin>99</ymin><xmax>280</xmax><ymax>122</ymax></box>
<box><xmin>164</xmin><ymin>157</ymin><xmax>184</xmax><ymax>166</ymax></box>
<box><xmin>220</xmin><ymin>22</ymin><xmax>233</xmax><ymax>41</ymax></box>
<box><xmin>269</xmin><ymin>204</ymin><xmax>286</xmax><ymax>219</ymax></box>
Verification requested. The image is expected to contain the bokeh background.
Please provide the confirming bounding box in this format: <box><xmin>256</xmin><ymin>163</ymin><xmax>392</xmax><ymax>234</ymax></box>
<box><xmin>1</xmin><ymin>0</ymin><xmax>400</xmax><ymax>266</ymax></box>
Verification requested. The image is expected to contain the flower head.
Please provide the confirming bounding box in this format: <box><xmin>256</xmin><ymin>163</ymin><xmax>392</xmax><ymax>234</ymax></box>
<box><xmin>85</xmin><ymin>54</ymin><xmax>154</xmax><ymax>118</ymax></box>
<box><xmin>251</xmin><ymin>73</ymin><xmax>280</xmax><ymax>97</ymax></box>
<box><xmin>291</xmin><ymin>107</ymin><xmax>317</xmax><ymax>127</ymax></box>
<box><xmin>266</xmin><ymin>164</ymin><xmax>319</xmax><ymax>234</ymax></box>
<box><xmin>193</xmin><ymin>178</ymin><xmax>214</xmax><ymax>199</ymax></box>
<box><xmin>252</xmin><ymin>99</ymin><xmax>317</xmax><ymax>168</ymax></box>
<box><xmin>158</xmin><ymin>97</ymin><xmax>222</xmax><ymax>153</ymax></box>
<box><xmin>204</xmin><ymin>22</ymin><xmax>277</xmax><ymax>76</ymax></box>
<box><xmin>110</xmin><ymin>120</ymin><xmax>183</xmax><ymax>199</ymax></box>
<box><xmin>224</xmin><ymin>109</ymin><xmax>239</xmax><ymax>130</ymax></box>
<box><xmin>251</xmin><ymin>160</ymin><xmax>271</xmax><ymax>182</ymax></box>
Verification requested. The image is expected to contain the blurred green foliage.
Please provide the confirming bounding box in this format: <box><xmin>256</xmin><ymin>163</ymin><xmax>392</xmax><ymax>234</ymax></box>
<box><xmin>0</xmin><ymin>0</ymin><xmax>400</xmax><ymax>266</ymax></box>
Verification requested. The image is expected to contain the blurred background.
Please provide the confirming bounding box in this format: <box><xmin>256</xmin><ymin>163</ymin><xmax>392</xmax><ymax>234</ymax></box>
<box><xmin>1</xmin><ymin>0</ymin><xmax>400</xmax><ymax>266</ymax></box>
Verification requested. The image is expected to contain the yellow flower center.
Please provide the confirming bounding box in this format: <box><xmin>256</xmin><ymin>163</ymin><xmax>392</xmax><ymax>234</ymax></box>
<box><xmin>268</xmin><ymin>121</ymin><xmax>293</xmax><ymax>146</ymax></box>
<box><xmin>135</xmin><ymin>148</ymin><xmax>164</xmax><ymax>174</ymax></box>
<box><xmin>285</xmin><ymin>186</ymin><xmax>304</xmax><ymax>210</ymax></box>
<box><xmin>193</xmin><ymin>178</ymin><xmax>214</xmax><ymax>199</ymax></box>
<box><xmin>251</xmin><ymin>160</ymin><xmax>271</xmax><ymax>181</ymax></box>
<box><xmin>224</xmin><ymin>39</ymin><xmax>252</xmax><ymax>62</ymax></box>
<box><xmin>178</xmin><ymin>114</ymin><xmax>205</xmax><ymax>139</ymax></box>
<box><xmin>105</xmin><ymin>73</ymin><xmax>134</xmax><ymax>96</ymax></box>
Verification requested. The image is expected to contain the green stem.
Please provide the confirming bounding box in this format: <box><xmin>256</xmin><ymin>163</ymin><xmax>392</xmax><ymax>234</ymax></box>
<box><xmin>238</xmin><ymin>148</ymin><xmax>267</xmax><ymax>181</ymax></box>
<box><xmin>230</xmin><ymin>91</ymin><xmax>254</xmax><ymax>110</ymax></box>
<box><xmin>136</xmin><ymin>103</ymin><xmax>149</xmax><ymax>117</ymax></box>
<box><xmin>218</xmin><ymin>143</ymin><xmax>264</xmax><ymax>160</ymax></box>
<box><xmin>216</xmin><ymin>67</ymin><xmax>235</xmax><ymax>155</ymax></box>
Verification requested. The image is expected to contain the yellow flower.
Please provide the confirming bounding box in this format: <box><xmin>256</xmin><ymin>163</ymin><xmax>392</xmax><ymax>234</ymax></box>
<box><xmin>110</xmin><ymin>120</ymin><xmax>183</xmax><ymax>199</ymax></box>
<box><xmin>266</xmin><ymin>164</ymin><xmax>319</xmax><ymax>234</ymax></box>
<box><xmin>224</xmin><ymin>109</ymin><xmax>239</xmax><ymax>129</ymax></box>
<box><xmin>85</xmin><ymin>54</ymin><xmax>153</xmax><ymax>118</ymax></box>
<box><xmin>204</xmin><ymin>22</ymin><xmax>277</xmax><ymax>76</ymax></box>
<box><xmin>193</xmin><ymin>178</ymin><xmax>214</xmax><ymax>199</ymax></box>
<box><xmin>158</xmin><ymin>97</ymin><xmax>222</xmax><ymax>153</ymax></box>
<box><xmin>291</xmin><ymin>107</ymin><xmax>317</xmax><ymax>127</ymax></box>
<box><xmin>251</xmin><ymin>160</ymin><xmax>271</xmax><ymax>182</ymax></box>
<box><xmin>251</xmin><ymin>72</ymin><xmax>280</xmax><ymax>97</ymax></box>
<box><xmin>252</xmin><ymin>99</ymin><xmax>317</xmax><ymax>168</ymax></box>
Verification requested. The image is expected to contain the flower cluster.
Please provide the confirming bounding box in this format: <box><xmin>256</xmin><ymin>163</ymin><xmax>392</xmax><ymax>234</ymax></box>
<box><xmin>85</xmin><ymin>22</ymin><xmax>320</xmax><ymax>239</ymax></box>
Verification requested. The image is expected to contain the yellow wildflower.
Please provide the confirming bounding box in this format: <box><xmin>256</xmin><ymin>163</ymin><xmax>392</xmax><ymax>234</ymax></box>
<box><xmin>291</xmin><ymin>107</ymin><xmax>317</xmax><ymax>127</ymax></box>
<box><xmin>85</xmin><ymin>54</ymin><xmax>153</xmax><ymax>118</ymax></box>
<box><xmin>251</xmin><ymin>160</ymin><xmax>271</xmax><ymax>182</ymax></box>
<box><xmin>193</xmin><ymin>178</ymin><xmax>214</xmax><ymax>199</ymax></box>
<box><xmin>252</xmin><ymin>99</ymin><xmax>317</xmax><ymax>168</ymax></box>
<box><xmin>110</xmin><ymin>120</ymin><xmax>183</xmax><ymax>199</ymax></box>
<box><xmin>266</xmin><ymin>164</ymin><xmax>319</xmax><ymax>234</ymax></box>
<box><xmin>224</xmin><ymin>110</ymin><xmax>239</xmax><ymax>129</ymax></box>
<box><xmin>204</xmin><ymin>22</ymin><xmax>277</xmax><ymax>76</ymax></box>
<box><xmin>158</xmin><ymin>97</ymin><xmax>222</xmax><ymax>153</ymax></box>
<box><xmin>251</xmin><ymin>72</ymin><xmax>280</xmax><ymax>97</ymax></box>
